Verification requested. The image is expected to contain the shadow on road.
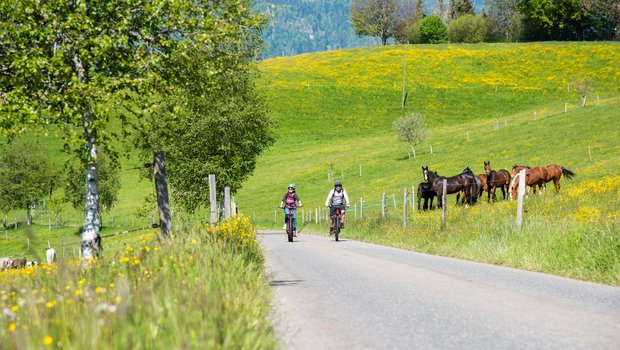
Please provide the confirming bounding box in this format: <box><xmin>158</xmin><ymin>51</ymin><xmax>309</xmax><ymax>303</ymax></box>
<box><xmin>270</xmin><ymin>279</ymin><xmax>305</xmax><ymax>287</ymax></box>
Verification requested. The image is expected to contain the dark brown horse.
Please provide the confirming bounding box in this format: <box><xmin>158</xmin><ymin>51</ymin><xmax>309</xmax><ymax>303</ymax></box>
<box><xmin>417</xmin><ymin>181</ymin><xmax>436</xmax><ymax>210</ymax></box>
<box><xmin>509</xmin><ymin>165</ymin><xmax>548</xmax><ymax>199</ymax></box>
<box><xmin>423</xmin><ymin>166</ymin><xmax>478</xmax><ymax>207</ymax></box>
<box><xmin>544</xmin><ymin>164</ymin><xmax>576</xmax><ymax>191</ymax></box>
<box><xmin>484</xmin><ymin>161</ymin><xmax>511</xmax><ymax>201</ymax></box>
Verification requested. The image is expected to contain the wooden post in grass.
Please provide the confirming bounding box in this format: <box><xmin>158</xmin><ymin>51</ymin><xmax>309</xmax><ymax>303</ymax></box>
<box><xmin>565</xmin><ymin>102</ymin><xmax>568</xmax><ymax>113</ymax></box>
<box><xmin>381</xmin><ymin>192</ymin><xmax>386</xmax><ymax>218</ymax></box>
<box><xmin>224</xmin><ymin>187</ymin><xmax>231</xmax><ymax>219</ymax></box>
<box><xmin>154</xmin><ymin>151</ymin><xmax>172</xmax><ymax>237</ymax></box>
<box><xmin>589</xmin><ymin>146</ymin><xmax>592</xmax><ymax>161</ymax></box>
<box><xmin>209</xmin><ymin>174</ymin><xmax>217</xmax><ymax>225</ymax></box>
<box><xmin>442</xmin><ymin>179</ymin><xmax>447</xmax><ymax>226</ymax></box>
<box><xmin>516</xmin><ymin>169</ymin><xmax>526</xmax><ymax>230</ymax></box>
<box><xmin>359</xmin><ymin>163</ymin><xmax>362</xmax><ymax>177</ymax></box>
<box><xmin>403</xmin><ymin>188</ymin><xmax>408</xmax><ymax>228</ymax></box>
<box><xmin>360</xmin><ymin>198</ymin><xmax>364</xmax><ymax>219</ymax></box>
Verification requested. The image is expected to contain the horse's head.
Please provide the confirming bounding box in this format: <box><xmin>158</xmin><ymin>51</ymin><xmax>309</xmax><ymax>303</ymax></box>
<box><xmin>422</xmin><ymin>166</ymin><xmax>429</xmax><ymax>181</ymax></box>
<box><xmin>484</xmin><ymin>161</ymin><xmax>491</xmax><ymax>174</ymax></box>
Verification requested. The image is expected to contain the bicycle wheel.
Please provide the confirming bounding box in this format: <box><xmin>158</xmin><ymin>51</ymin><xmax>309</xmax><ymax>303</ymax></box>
<box><xmin>287</xmin><ymin>214</ymin><xmax>294</xmax><ymax>242</ymax></box>
<box><xmin>334</xmin><ymin>215</ymin><xmax>340</xmax><ymax>242</ymax></box>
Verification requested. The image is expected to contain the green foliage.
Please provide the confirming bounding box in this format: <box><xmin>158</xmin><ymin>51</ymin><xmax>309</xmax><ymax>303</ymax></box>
<box><xmin>133</xmin><ymin>43</ymin><xmax>276</xmax><ymax>212</ymax></box>
<box><xmin>350</xmin><ymin>0</ymin><xmax>398</xmax><ymax>45</ymax></box>
<box><xmin>448</xmin><ymin>14</ymin><xmax>487</xmax><ymax>42</ymax></box>
<box><xmin>450</xmin><ymin>0</ymin><xmax>475</xmax><ymax>19</ymax></box>
<box><xmin>392</xmin><ymin>113</ymin><xmax>429</xmax><ymax>150</ymax></box>
<box><xmin>64</xmin><ymin>152</ymin><xmax>120</xmax><ymax>212</ymax></box>
<box><xmin>415</xmin><ymin>14</ymin><xmax>449</xmax><ymax>43</ymax></box>
<box><xmin>517</xmin><ymin>0</ymin><xmax>589</xmax><ymax>40</ymax></box>
<box><xmin>0</xmin><ymin>138</ymin><xmax>57</xmax><ymax>220</ymax></box>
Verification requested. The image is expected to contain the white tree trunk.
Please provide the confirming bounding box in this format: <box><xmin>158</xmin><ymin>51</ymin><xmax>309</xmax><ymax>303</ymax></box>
<box><xmin>81</xmin><ymin>145</ymin><xmax>101</xmax><ymax>260</ymax></box>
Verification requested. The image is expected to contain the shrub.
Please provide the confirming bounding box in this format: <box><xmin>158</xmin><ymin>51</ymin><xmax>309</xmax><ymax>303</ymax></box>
<box><xmin>448</xmin><ymin>14</ymin><xmax>486</xmax><ymax>43</ymax></box>
<box><xmin>414</xmin><ymin>15</ymin><xmax>448</xmax><ymax>44</ymax></box>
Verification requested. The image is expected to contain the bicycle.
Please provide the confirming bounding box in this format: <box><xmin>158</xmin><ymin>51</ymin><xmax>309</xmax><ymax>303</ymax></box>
<box><xmin>330</xmin><ymin>206</ymin><xmax>344</xmax><ymax>242</ymax></box>
<box><xmin>280</xmin><ymin>205</ymin><xmax>298</xmax><ymax>242</ymax></box>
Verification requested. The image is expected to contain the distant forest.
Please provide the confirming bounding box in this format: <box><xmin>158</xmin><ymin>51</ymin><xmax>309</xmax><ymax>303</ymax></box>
<box><xmin>256</xmin><ymin>0</ymin><xmax>484</xmax><ymax>59</ymax></box>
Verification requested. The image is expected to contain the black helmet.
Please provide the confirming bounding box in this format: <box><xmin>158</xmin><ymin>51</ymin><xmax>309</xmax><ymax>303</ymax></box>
<box><xmin>334</xmin><ymin>181</ymin><xmax>342</xmax><ymax>187</ymax></box>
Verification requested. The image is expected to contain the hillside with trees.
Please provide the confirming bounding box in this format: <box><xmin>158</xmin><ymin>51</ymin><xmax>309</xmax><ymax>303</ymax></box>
<box><xmin>259</xmin><ymin>0</ymin><xmax>619</xmax><ymax>59</ymax></box>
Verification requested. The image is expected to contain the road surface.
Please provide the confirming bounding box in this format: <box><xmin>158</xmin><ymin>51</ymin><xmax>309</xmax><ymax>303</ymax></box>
<box><xmin>259</xmin><ymin>231</ymin><xmax>620</xmax><ymax>350</ymax></box>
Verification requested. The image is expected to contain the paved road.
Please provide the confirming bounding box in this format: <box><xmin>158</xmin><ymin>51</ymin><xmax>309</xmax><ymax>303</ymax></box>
<box><xmin>258</xmin><ymin>231</ymin><xmax>620</xmax><ymax>350</ymax></box>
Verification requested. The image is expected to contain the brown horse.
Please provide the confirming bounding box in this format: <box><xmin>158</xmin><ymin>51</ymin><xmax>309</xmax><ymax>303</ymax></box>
<box><xmin>423</xmin><ymin>166</ymin><xmax>478</xmax><ymax>207</ymax></box>
<box><xmin>457</xmin><ymin>173</ymin><xmax>486</xmax><ymax>205</ymax></box>
<box><xmin>484</xmin><ymin>161</ymin><xmax>511</xmax><ymax>201</ymax></box>
<box><xmin>544</xmin><ymin>164</ymin><xmax>576</xmax><ymax>191</ymax></box>
<box><xmin>509</xmin><ymin>165</ymin><xmax>548</xmax><ymax>199</ymax></box>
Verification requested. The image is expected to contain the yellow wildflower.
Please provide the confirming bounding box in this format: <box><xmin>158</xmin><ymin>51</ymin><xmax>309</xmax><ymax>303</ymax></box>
<box><xmin>43</xmin><ymin>336</ymin><xmax>53</xmax><ymax>345</ymax></box>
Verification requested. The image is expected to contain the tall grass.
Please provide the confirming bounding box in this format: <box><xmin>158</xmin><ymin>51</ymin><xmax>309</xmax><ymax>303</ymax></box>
<box><xmin>0</xmin><ymin>217</ymin><xmax>277</xmax><ymax>349</ymax></box>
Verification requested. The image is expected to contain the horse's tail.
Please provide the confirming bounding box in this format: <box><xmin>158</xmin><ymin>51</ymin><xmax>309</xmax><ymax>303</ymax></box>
<box><xmin>561</xmin><ymin>167</ymin><xmax>576</xmax><ymax>180</ymax></box>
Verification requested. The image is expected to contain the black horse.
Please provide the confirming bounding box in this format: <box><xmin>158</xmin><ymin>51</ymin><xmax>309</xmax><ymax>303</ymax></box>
<box><xmin>417</xmin><ymin>181</ymin><xmax>436</xmax><ymax>210</ymax></box>
<box><xmin>422</xmin><ymin>166</ymin><xmax>479</xmax><ymax>207</ymax></box>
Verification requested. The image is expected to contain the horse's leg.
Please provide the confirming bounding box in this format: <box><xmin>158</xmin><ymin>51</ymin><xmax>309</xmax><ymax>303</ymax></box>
<box><xmin>554</xmin><ymin>178</ymin><xmax>561</xmax><ymax>192</ymax></box>
<box><xmin>501</xmin><ymin>185</ymin><xmax>506</xmax><ymax>200</ymax></box>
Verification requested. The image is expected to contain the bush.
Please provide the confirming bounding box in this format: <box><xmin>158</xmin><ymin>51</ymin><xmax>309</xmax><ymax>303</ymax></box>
<box><xmin>414</xmin><ymin>15</ymin><xmax>448</xmax><ymax>44</ymax></box>
<box><xmin>448</xmin><ymin>14</ymin><xmax>486</xmax><ymax>43</ymax></box>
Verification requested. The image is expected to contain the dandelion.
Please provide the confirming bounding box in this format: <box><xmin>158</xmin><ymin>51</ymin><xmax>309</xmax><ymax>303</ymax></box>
<box><xmin>11</xmin><ymin>305</ymin><xmax>19</xmax><ymax>312</ymax></box>
<box><xmin>133</xmin><ymin>258</ymin><xmax>140</xmax><ymax>265</ymax></box>
<box><xmin>115</xmin><ymin>296</ymin><xmax>122</xmax><ymax>304</ymax></box>
<box><xmin>46</xmin><ymin>300</ymin><xmax>57</xmax><ymax>309</ymax></box>
<box><xmin>8</xmin><ymin>322</ymin><xmax>16</xmax><ymax>332</ymax></box>
<box><xmin>75</xmin><ymin>289</ymin><xmax>83</xmax><ymax>297</ymax></box>
<box><xmin>119</xmin><ymin>257</ymin><xmax>130</xmax><ymax>263</ymax></box>
<box><xmin>43</xmin><ymin>336</ymin><xmax>53</xmax><ymax>345</ymax></box>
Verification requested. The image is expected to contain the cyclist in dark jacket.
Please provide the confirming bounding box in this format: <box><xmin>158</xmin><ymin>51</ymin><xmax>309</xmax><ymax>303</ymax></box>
<box><xmin>279</xmin><ymin>184</ymin><xmax>303</xmax><ymax>236</ymax></box>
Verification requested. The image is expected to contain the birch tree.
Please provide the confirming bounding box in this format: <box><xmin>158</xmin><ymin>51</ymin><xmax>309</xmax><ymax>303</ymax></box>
<box><xmin>0</xmin><ymin>0</ymin><xmax>266</xmax><ymax>259</ymax></box>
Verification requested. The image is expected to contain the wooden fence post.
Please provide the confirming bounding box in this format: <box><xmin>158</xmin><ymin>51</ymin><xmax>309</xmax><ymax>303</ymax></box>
<box><xmin>442</xmin><ymin>179</ymin><xmax>447</xmax><ymax>226</ymax></box>
<box><xmin>224</xmin><ymin>187</ymin><xmax>231</xmax><ymax>219</ymax></box>
<box><xmin>154</xmin><ymin>151</ymin><xmax>172</xmax><ymax>237</ymax></box>
<box><xmin>209</xmin><ymin>174</ymin><xmax>217</xmax><ymax>225</ymax></box>
<box><xmin>360</xmin><ymin>198</ymin><xmax>364</xmax><ymax>219</ymax></box>
<box><xmin>516</xmin><ymin>169</ymin><xmax>526</xmax><ymax>230</ymax></box>
<box><xmin>381</xmin><ymin>192</ymin><xmax>386</xmax><ymax>218</ymax></box>
<box><xmin>403</xmin><ymin>188</ymin><xmax>408</xmax><ymax>228</ymax></box>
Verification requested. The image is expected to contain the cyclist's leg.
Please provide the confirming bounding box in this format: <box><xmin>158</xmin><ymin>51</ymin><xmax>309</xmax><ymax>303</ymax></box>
<box><xmin>291</xmin><ymin>208</ymin><xmax>297</xmax><ymax>231</ymax></box>
<box><xmin>284</xmin><ymin>207</ymin><xmax>290</xmax><ymax>229</ymax></box>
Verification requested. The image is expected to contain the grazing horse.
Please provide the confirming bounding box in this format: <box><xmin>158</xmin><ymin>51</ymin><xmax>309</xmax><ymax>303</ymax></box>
<box><xmin>509</xmin><ymin>165</ymin><xmax>548</xmax><ymax>199</ymax></box>
<box><xmin>417</xmin><ymin>182</ymin><xmax>436</xmax><ymax>210</ymax></box>
<box><xmin>423</xmin><ymin>166</ymin><xmax>478</xmax><ymax>207</ymax></box>
<box><xmin>544</xmin><ymin>164</ymin><xmax>576</xmax><ymax>191</ymax></box>
<box><xmin>458</xmin><ymin>173</ymin><xmax>486</xmax><ymax>205</ymax></box>
<box><xmin>484</xmin><ymin>161</ymin><xmax>511</xmax><ymax>201</ymax></box>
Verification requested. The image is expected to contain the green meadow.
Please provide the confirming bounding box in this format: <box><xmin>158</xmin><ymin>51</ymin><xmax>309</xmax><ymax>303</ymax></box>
<box><xmin>1</xmin><ymin>42</ymin><xmax>619</xmax><ymax>349</ymax></box>
<box><xmin>236</xmin><ymin>42</ymin><xmax>620</xmax><ymax>284</ymax></box>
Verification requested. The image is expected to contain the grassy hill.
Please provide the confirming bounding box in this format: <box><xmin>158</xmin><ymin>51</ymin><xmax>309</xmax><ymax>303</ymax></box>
<box><xmin>236</xmin><ymin>42</ymin><xmax>620</xmax><ymax>229</ymax></box>
<box><xmin>235</xmin><ymin>42</ymin><xmax>620</xmax><ymax>284</ymax></box>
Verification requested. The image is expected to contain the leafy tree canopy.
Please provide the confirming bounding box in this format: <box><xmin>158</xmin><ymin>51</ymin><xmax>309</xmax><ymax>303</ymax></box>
<box><xmin>0</xmin><ymin>137</ymin><xmax>57</xmax><ymax>224</ymax></box>
<box><xmin>350</xmin><ymin>0</ymin><xmax>398</xmax><ymax>45</ymax></box>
